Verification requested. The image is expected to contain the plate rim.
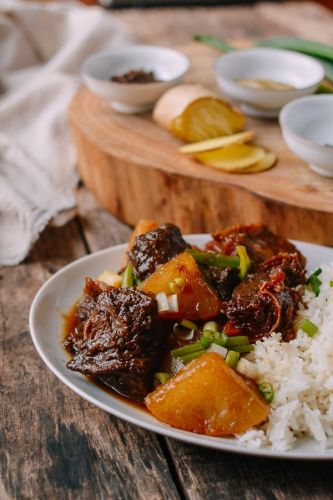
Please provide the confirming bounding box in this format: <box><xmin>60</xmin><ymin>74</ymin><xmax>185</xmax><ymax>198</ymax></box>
<box><xmin>29</xmin><ymin>235</ymin><xmax>333</xmax><ymax>460</ymax></box>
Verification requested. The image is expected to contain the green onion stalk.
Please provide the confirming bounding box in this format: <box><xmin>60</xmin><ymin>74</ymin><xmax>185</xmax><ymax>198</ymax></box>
<box><xmin>186</xmin><ymin>248</ymin><xmax>240</xmax><ymax>269</ymax></box>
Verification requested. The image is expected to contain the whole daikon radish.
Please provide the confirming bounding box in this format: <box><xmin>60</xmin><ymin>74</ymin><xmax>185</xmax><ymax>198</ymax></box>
<box><xmin>153</xmin><ymin>84</ymin><xmax>245</xmax><ymax>143</ymax></box>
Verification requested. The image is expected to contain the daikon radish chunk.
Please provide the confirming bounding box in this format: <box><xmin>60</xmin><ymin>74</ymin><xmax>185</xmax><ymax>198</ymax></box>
<box><xmin>195</xmin><ymin>144</ymin><xmax>265</xmax><ymax>171</ymax></box>
<box><xmin>179</xmin><ymin>130</ymin><xmax>255</xmax><ymax>154</ymax></box>
<box><xmin>153</xmin><ymin>84</ymin><xmax>245</xmax><ymax>142</ymax></box>
<box><xmin>145</xmin><ymin>352</ymin><xmax>269</xmax><ymax>436</ymax></box>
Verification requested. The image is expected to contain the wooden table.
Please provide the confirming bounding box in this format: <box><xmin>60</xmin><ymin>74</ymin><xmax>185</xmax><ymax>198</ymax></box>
<box><xmin>2</xmin><ymin>2</ymin><xmax>333</xmax><ymax>498</ymax></box>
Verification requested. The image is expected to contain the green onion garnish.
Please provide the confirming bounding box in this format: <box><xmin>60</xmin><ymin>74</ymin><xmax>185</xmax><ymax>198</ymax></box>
<box><xmin>227</xmin><ymin>344</ymin><xmax>254</xmax><ymax>353</ymax></box>
<box><xmin>132</xmin><ymin>274</ymin><xmax>142</xmax><ymax>286</ymax></box>
<box><xmin>186</xmin><ymin>249</ymin><xmax>240</xmax><ymax>269</ymax></box>
<box><xmin>180</xmin><ymin>319</ymin><xmax>197</xmax><ymax>330</ymax></box>
<box><xmin>171</xmin><ymin>342</ymin><xmax>203</xmax><ymax>358</ymax></box>
<box><xmin>203</xmin><ymin>320</ymin><xmax>218</xmax><ymax>332</ymax></box>
<box><xmin>330</xmin><ymin>281</ymin><xmax>333</xmax><ymax>288</ymax></box>
<box><xmin>153</xmin><ymin>373</ymin><xmax>170</xmax><ymax>387</ymax></box>
<box><xmin>307</xmin><ymin>269</ymin><xmax>322</xmax><ymax>296</ymax></box>
<box><xmin>236</xmin><ymin>245</ymin><xmax>251</xmax><ymax>279</ymax></box>
<box><xmin>181</xmin><ymin>350</ymin><xmax>206</xmax><ymax>364</ymax></box>
<box><xmin>200</xmin><ymin>330</ymin><xmax>228</xmax><ymax>349</ymax></box>
<box><xmin>225</xmin><ymin>335</ymin><xmax>250</xmax><ymax>347</ymax></box>
<box><xmin>299</xmin><ymin>318</ymin><xmax>318</xmax><ymax>337</ymax></box>
<box><xmin>259</xmin><ymin>382</ymin><xmax>274</xmax><ymax>403</ymax></box>
<box><xmin>121</xmin><ymin>264</ymin><xmax>134</xmax><ymax>288</ymax></box>
<box><xmin>225</xmin><ymin>350</ymin><xmax>240</xmax><ymax>369</ymax></box>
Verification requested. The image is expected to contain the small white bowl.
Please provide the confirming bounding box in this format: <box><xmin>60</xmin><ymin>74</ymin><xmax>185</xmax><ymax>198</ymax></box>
<box><xmin>279</xmin><ymin>95</ymin><xmax>333</xmax><ymax>177</ymax></box>
<box><xmin>214</xmin><ymin>48</ymin><xmax>324</xmax><ymax>118</ymax></box>
<box><xmin>81</xmin><ymin>45</ymin><xmax>189</xmax><ymax>114</ymax></box>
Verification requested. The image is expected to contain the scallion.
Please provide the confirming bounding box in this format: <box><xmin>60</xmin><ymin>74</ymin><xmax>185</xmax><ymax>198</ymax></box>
<box><xmin>181</xmin><ymin>350</ymin><xmax>206</xmax><ymax>364</ymax></box>
<box><xmin>307</xmin><ymin>269</ymin><xmax>322</xmax><ymax>296</ymax></box>
<box><xmin>330</xmin><ymin>281</ymin><xmax>333</xmax><ymax>288</ymax></box>
<box><xmin>227</xmin><ymin>344</ymin><xmax>254</xmax><ymax>353</ymax></box>
<box><xmin>180</xmin><ymin>319</ymin><xmax>197</xmax><ymax>330</ymax></box>
<box><xmin>225</xmin><ymin>335</ymin><xmax>250</xmax><ymax>347</ymax></box>
<box><xmin>153</xmin><ymin>373</ymin><xmax>170</xmax><ymax>387</ymax></box>
<box><xmin>171</xmin><ymin>342</ymin><xmax>203</xmax><ymax>358</ymax></box>
<box><xmin>299</xmin><ymin>318</ymin><xmax>318</xmax><ymax>337</ymax></box>
<box><xmin>200</xmin><ymin>330</ymin><xmax>228</xmax><ymax>349</ymax></box>
<box><xmin>225</xmin><ymin>350</ymin><xmax>240</xmax><ymax>368</ymax></box>
<box><xmin>203</xmin><ymin>320</ymin><xmax>218</xmax><ymax>332</ymax></box>
<box><xmin>236</xmin><ymin>245</ymin><xmax>251</xmax><ymax>279</ymax></box>
<box><xmin>121</xmin><ymin>264</ymin><xmax>133</xmax><ymax>288</ymax></box>
<box><xmin>186</xmin><ymin>248</ymin><xmax>240</xmax><ymax>269</ymax></box>
<box><xmin>259</xmin><ymin>382</ymin><xmax>274</xmax><ymax>403</ymax></box>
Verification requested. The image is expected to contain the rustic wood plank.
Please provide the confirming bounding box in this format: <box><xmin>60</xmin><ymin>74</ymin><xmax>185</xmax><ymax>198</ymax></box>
<box><xmin>164</xmin><ymin>440</ymin><xmax>333</xmax><ymax>500</ymax></box>
<box><xmin>76</xmin><ymin>187</ymin><xmax>132</xmax><ymax>253</ymax></box>
<box><xmin>1</xmin><ymin>220</ymin><xmax>180</xmax><ymax>499</ymax></box>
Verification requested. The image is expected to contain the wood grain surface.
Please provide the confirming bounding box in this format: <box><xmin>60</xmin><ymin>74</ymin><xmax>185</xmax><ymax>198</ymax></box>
<box><xmin>69</xmin><ymin>8</ymin><xmax>333</xmax><ymax>245</ymax></box>
<box><xmin>3</xmin><ymin>2</ymin><xmax>333</xmax><ymax>499</ymax></box>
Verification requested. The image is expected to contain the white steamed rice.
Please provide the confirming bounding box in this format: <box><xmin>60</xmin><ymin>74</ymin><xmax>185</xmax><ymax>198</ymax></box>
<box><xmin>238</xmin><ymin>262</ymin><xmax>333</xmax><ymax>451</ymax></box>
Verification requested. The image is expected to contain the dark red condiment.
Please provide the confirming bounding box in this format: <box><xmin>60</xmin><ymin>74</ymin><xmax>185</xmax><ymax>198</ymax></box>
<box><xmin>111</xmin><ymin>69</ymin><xmax>157</xmax><ymax>84</ymax></box>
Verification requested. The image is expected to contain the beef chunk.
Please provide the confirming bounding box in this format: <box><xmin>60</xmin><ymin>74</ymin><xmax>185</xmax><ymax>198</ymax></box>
<box><xmin>205</xmin><ymin>224</ymin><xmax>306</xmax><ymax>268</ymax></box>
<box><xmin>258</xmin><ymin>252</ymin><xmax>306</xmax><ymax>288</ymax></box>
<box><xmin>128</xmin><ymin>223</ymin><xmax>189</xmax><ymax>280</ymax></box>
<box><xmin>224</xmin><ymin>269</ymin><xmax>300</xmax><ymax>342</ymax></box>
<box><xmin>206</xmin><ymin>266</ymin><xmax>240</xmax><ymax>302</ymax></box>
<box><xmin>66</xmin><ymin>278</ymin><xmax>167</xmax><ymax>401</ymax></box>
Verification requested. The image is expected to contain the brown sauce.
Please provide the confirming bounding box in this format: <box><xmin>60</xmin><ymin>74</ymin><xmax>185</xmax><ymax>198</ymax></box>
<box><xmin>62</xmin><ymin>304</ymin><xmax>147</xmax><ymax>412</ymax></box>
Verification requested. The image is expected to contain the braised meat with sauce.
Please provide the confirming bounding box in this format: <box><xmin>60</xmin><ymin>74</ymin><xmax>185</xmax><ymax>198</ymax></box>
<box><xmin>64</xmin><ymin>221</ymin><xmax>308</xmax><ymax>407</ymax></box>
<box><xmin>223</xmin><ymin>268</ymin><xmax>301</xmax><ymax>342</ymax></box>
<box><xmin>206</xmin><ymin>224</ymin><xmax>306</xmax><ymax>268</ymax></box>
<box><xmin>66</xmin><ymin>278</ymin><xmax>167</xmax><ymax>401</ymax></box>
<box><xmin>128</xmin><ymin>223</ymin><xmax>189</xmax><ymax>280</ymax></box>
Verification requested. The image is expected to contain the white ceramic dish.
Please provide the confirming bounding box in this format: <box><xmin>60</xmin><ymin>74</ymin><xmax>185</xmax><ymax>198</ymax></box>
<box><xmin>214</xmin><ymin>48</ymin><xmax>324</xmax><ymax>118</ymax></box>
<box><xmin>81</xmin><ymin>45</ymin><xmax>189</xmax><ymax>114</ymax></box>
<box><xmin>279</xmin><ymin>95</ymin><xmax>333</xmax><ymax>177</ymax></box>
<box><xmin>29</xmin><ymin>235</ymin><xmax>333</xmax><ymax>460</ymax></box>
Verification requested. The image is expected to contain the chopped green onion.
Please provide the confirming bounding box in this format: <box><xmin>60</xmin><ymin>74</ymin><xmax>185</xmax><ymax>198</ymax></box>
<box><xmin>200</xmin><ymin>330</ymin><xmax>228</xmax><ymax>349</ymax></box>
<box><xmin>299</xmin><ymin>318</ymin><xmax>318</xmax><ymax>337</ymax></box>
<box><xmin>181</xmin><ymin>350</ymin><xmax>206</xmax><ymax>364</ymax></box>
<box><xmin>203</xmin><ymin>321</ymin><xmax>218</xmax><ymax>332</ymax></box>
<box><xmin>227</xmin><ymin>344</ymin><xmax>254</xmax><ymax>353</ymax></box>
<box><xmin>171</xmin><ymin>342</ymin><xmax>202</xmax><ymax>358</ymax></box>
<box><xmin>236</xmin><ymin>245</ymin><xmax>251</xmax><ymax>279</ymax></box>
<box><xmin>180</xmin><ymin>319</ymin><xmax>197</xmax><ymax>330</ymax></box>
<box><xmin>259</xmin><ymin>382</ymin><xmax>274</xmax><ymax>403</ymax></box>
<box><xmin>121</xmin><ymin>264</ymin><xmax>133</xmax><ymax>288</ymax></box>
<box><xmin>225</xmin><ymin>335</ymin><xmax>250</xmax><ymax>347</ymax></box>
<box><xmin>132</xmin><ymin>274</ymin><xmax>142</xmax><ymax>286</ymax></box>
<box><xmin>330</xmin><ymin>281</ymin><xmax>333</xmax><ymax>288</ymax></box>
<box><xmin>153</xmin><ymin>373</ymin><xmax>170</xmax><ymax>387</ymax></box>
<box><xmin>225</xmin><ymin>350</ymin><xmax>240</xmax><ymax>368</ymax></box>
<box><xmin>186</xmin><ymin>248</ymin><xmax>240</xmax><ymax>269</ymax></box>
<box><xmin>308</xmin><ymin>268</ymin><xmax>322</xmax><ymax>278</ymax></box>
<box><xmin>307</xmin><ymin>269</ymin><xmax>322</xmax><ymax>296</ymax></box>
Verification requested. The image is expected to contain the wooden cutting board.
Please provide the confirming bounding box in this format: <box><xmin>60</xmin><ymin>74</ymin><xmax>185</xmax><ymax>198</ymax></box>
<box><xmin>69</xmin><ymin>42</ymin><xmax>333</xmax><ymax>245</ymax></box>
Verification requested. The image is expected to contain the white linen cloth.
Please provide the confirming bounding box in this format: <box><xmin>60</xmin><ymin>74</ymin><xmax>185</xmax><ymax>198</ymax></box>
<box><xmin>0</xmin><ymin>0</ymin><xmax>133</xmax><ymax>265</ymax></box>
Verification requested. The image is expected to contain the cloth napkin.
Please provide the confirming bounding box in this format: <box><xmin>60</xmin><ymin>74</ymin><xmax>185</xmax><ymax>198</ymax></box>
<box><xmin>0</xmin><ymin>0</ymin><xmax>133</xmax><ymax>266</ymax></box>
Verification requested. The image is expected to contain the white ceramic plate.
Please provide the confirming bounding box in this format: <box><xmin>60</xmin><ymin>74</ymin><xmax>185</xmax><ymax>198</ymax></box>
<box><xmin>29</xmin><ymin>235</ymin><xmax>333</xmax><ymax>460</ymax></box>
